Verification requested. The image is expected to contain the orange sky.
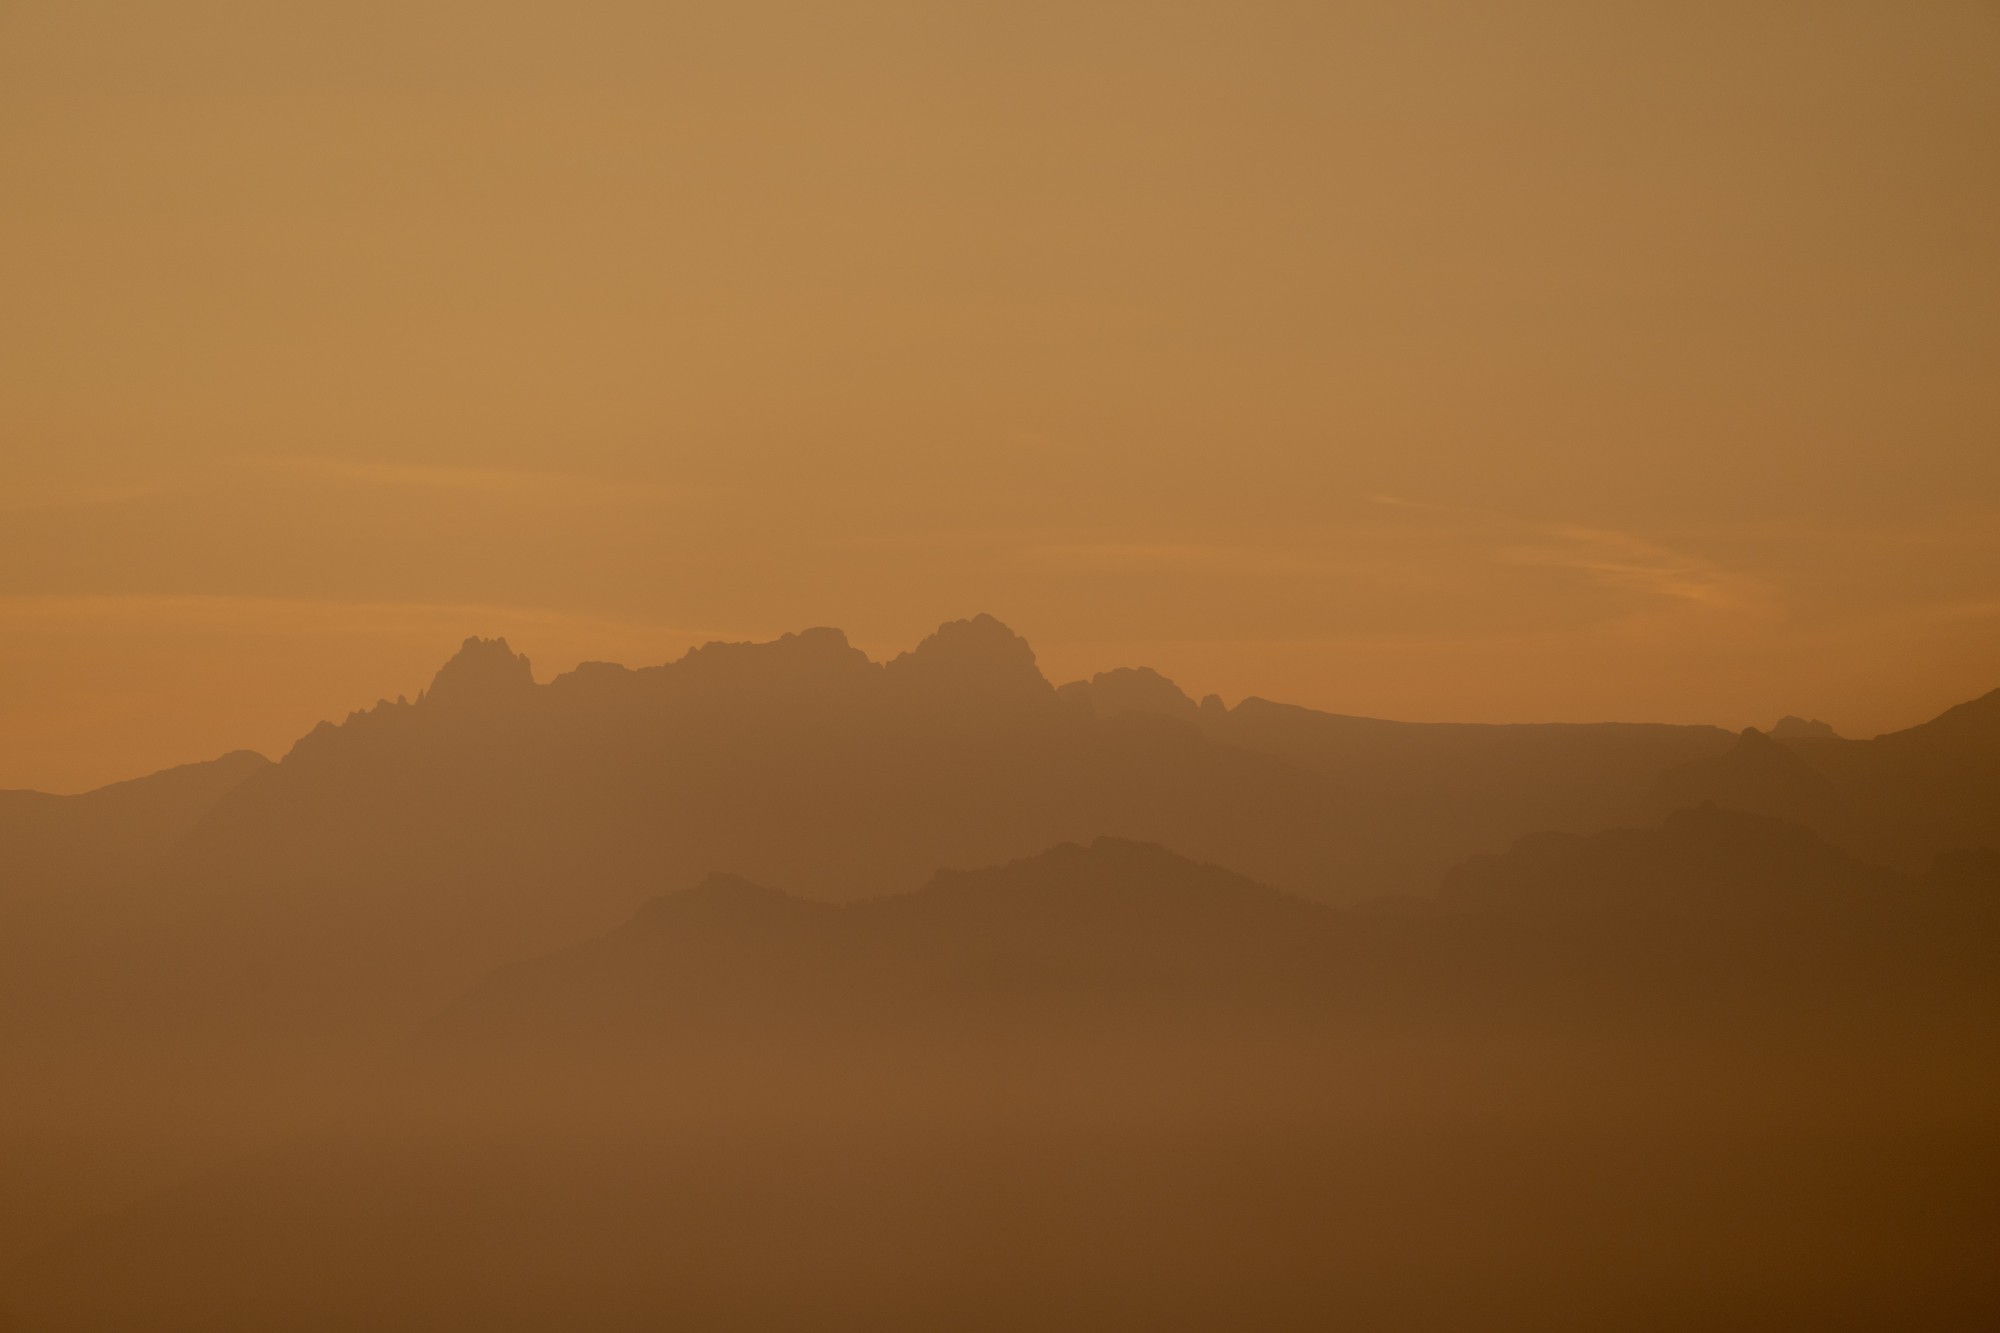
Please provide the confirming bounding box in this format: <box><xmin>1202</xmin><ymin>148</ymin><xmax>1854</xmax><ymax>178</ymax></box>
<box><xmin>4</xmin><ymin>0</ymin><xmax>1998</xmax><ymax>792</ymax></box>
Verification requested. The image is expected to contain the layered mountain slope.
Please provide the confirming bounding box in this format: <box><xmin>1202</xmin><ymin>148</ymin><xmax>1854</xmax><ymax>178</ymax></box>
<box><xmin>0</xmin><ymin>750</ymin><xmax>268</xmax><ymax>903</ymax></box>
<box><xmin>1439</xmin><ymin>801</ymin><xmax>1894</xmax><ymax>917</ymax></box>
<box><xmin>417</xmin><ymin>806</ymin><xmax>2000</xmax><ymax>1074</ymax></box>
<box><xmin>15</xmin><ymin>831</ymin><xmax>1998</xmax><ymax>1333</ymax></box>
<box><xmin>1657</xmin><ymin>689</ymin><xmax>2000</xmax><ymax>868</ymax></box>
<box><xmin>1076</xmin><ymin>672</ymin><xmax>1738</xmax><ymax>891</ymax></box>
<box><xmin>420</xmin><ymin>837</ymin><xmax>1348</xmax><ymax>1067</ymax></box>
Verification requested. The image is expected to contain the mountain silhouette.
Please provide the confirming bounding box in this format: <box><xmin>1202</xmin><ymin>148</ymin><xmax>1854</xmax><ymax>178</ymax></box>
<box><xmin>884</xmin><ymin>612</ymin><xmax>1055</xmax><ymax>707</ymax></box>
<box><xmin>60</xmin><ymin>617</ymin><xmax>1737</xmax><ymax>1030</ymax></box>
<box><xmin>1057</xmin><ymin>665</ymin><xmax>1209</xmax><ymax>721</ymax></box>
<box><xmin>6</xmin><ymin>623</ymin><xmax>2000</xmax><ymax>1330</ymax></box>
<box><xmin>420</xmin><ymin>635</ymin><xmax>537</xmax><ymax>711</ymax></box>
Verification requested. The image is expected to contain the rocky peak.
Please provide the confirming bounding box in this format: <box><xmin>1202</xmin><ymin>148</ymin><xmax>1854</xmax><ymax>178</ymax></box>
<box><xmin>1771</xmin><ymin>716</ymin><xmax>1840</xmax><ymax>742</ymax></box>
<box><xmin>1067</xmin><ymin>666</ymin><xmax>1199</xmax><ymax>721</ymax></box>
<box><xmin>667</xmin><ymin>626</ymin><xmax>876</xmax><ymax>689</ymax></box>
<box><xmin>422</xmin><ymin>637</ymin><xmax>536</xmax><ymax>710</ymax></box>
<box><xmin>884</xmin><ymin>614</ymin><xmax>1052</xmax><ymax>704</ymax></box>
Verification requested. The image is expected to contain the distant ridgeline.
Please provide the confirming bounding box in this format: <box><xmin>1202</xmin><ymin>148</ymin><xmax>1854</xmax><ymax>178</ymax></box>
<box><xmin>5</xmin><ymin>616</ymin><xmax>1998</xmax><ymax>1025</ymax></box>
<box><xmin>5</xmin><ymin>614</ymin><xmax>1997</xmax><ymax>1027</ymax></box>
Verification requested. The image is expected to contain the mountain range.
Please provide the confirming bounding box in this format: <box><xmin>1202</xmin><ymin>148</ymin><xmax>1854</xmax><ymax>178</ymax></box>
<box><xmin>3</xmin><ymin>616</ymin><xmax>1997</xmax><ymax>1329</ymax></box>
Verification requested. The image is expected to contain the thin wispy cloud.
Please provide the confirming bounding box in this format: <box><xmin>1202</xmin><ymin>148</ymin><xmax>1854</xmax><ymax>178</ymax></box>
<box><xmin>1492</xmin><ymin>525</ymin><xmax>1770</xmax><ymax>612</ymax></box>
<box><xmin>0</xmin><ymin>484</ymin><xmax>160</xmax><ymax>513</ymax></box>
<box><xmin>1016</xmin><ymin>514</ymin><xmax>1765</xmax><ymax>610</ymax></box>
<box><xmin>0</xmin><ymin>592</ymin><xmax>732</xmax><ymax>654</ymax></box>
<box><xmin>1917</xmin><ymin>597</ymin><xmax>2000</xmax><ymax>624</ymax></box>
<box><xmin>246</xmin><ymin>457</ymin><xmax>681</xmax><ymax>505</ymax></box>
<box><xmin>1013</xmin><ymin>541</ymin><xmax>1374</xmax><ymax>579</ymax></box>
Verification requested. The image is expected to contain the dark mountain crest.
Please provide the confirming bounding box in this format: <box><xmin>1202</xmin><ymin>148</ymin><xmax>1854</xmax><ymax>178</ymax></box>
<box><xmin>651</xmin><ymin>625</ymin><xmax>878</xmax><ymax>688</ymax></box>
<box><xmin>1771</xmin><ymin>716</ymin><xmax>1839</xmax><ymax>741</ymax></box>
<box><xmin>949</xmin><ymin>834</ymin><xmax>1251</xmax><ymax>880</ymax></box>
<box><xmin>907</xmin><ymin>837</ymin><xmax>1318</xmax><ymax>924</ymax></box>
<box><xmin>420</xmin><ymin>636</ymin><xmax>536</xmax><ymax>709</ymax></box>
<box><xmin>1058</xmin><ymin>666</ymin><xmax>1201</xmax><ymax>721</ymax></box>
<box><xmin>884</xmin><ymin>613</ymin><xmax>1053</xmax><ymax>702</ymax></box>
<box><xmin>537</xmin><ymin>618</ymin><xmax>1050</xmax><ymax>701</ymax></box>
<box><xmin>1440</xmin><ymin>801</ymin><xmax>1890</xmax><ymax>916</ymax></box>
<box><xmin>630</xmin><ymin>871</ymin><xmax>824</xmax><ymax>932</ymax></box>
<box><xmin>80</xmin><ymin>749</ymin><xmax>270</xmax><ymax>797</ymax></box>
<box><xmin>620</xmin><ymin>839</ymin><xmax>1298</xmax><ymax>939</ymax></box>
<box><xmin>1650</xmin><ymin>724</ymin><xmax>1846</xmax><ymax>825</ymax></box>
<box><xmin>1884</xmin><ymin>685</ymin><xmax>2000</xmax><ymax>747</ymax></box>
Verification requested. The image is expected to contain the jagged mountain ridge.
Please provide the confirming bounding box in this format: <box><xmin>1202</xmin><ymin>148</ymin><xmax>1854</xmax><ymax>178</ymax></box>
<box><xmin>78</xmin><ymin>615</ymin><xmax>1736</xmax><ymax>1028</ymax></box>
<box><xmin>188</xmin><ymin>613</ymin><xmax>1737</xmax><ymax>903</ymax></box>
<box><xmin>15</xmin><ymin>616</ymin><xmax>1998</xmax><ymax>1059</ymax></box>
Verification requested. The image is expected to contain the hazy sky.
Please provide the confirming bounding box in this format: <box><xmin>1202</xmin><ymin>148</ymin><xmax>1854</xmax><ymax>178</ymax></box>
<box><xmin>4</xmin><ymin>0</ymin><xmax>1998</xmax><ymax>791</ymax></box>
